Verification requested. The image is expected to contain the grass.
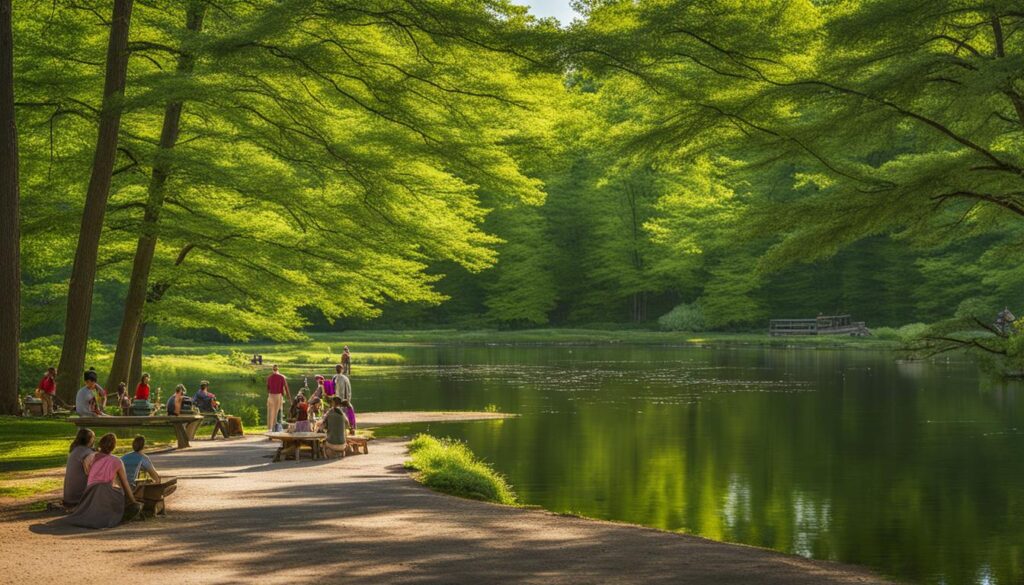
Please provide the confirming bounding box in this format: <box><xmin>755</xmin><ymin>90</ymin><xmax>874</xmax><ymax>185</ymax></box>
<box><xmin>404</xmin><ymin>434</ymin><xmax>517</xmax><ymax>505</ymax></box>
<box><xmin>0</xmin><ymin>416</ymin><xmax>176</xmax><ymax>479</ymax></box>
<box><xmin>0</xmin><ymin>478</ymin><xmax>61</xmax><ymax>499</ymax></box>
<box><xmin>305</xmin><ymin>329</ymin><xmax>898</xmax><ymax>350</ymax></box>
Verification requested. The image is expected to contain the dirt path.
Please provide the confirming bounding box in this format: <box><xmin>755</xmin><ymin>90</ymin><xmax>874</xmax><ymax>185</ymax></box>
<box><xmin>0</xmin><ymin>414</ymin><xmax>892</xmax><ymax>585</ymax></box>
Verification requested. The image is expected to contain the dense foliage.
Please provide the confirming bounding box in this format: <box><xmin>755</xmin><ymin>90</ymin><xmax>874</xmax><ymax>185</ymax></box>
<box><xmin>6</xmin><ymin>0</ymin><xmax>1024</xmax><ymax>403</ymax></box>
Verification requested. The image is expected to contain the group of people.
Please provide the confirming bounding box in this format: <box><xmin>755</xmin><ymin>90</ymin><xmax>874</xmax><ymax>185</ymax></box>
<box><xmin>59</xmin><ymin>428</ymin><xmax>161</xmax><ymax>528</ymax></box>
<box><xmin>266</xmin><ymin>346</ymin><xmax>356</xmax><ymax>454</ymax></box>
<box><xmin>66</xmin><ymin>368</ymin><xmax>220</xmax><ymax>417</ymax></box>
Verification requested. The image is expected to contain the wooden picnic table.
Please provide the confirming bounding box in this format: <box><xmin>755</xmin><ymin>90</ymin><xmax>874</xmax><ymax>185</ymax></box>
<box><xmin>70</xmin><ymin>415</ymin><xmax>204</xmax><ymax>448</ymax></box>
<box><xmin>267</xmin><ymin>432</ymin><xmax>327</xmax><ymax>462</ymax></box>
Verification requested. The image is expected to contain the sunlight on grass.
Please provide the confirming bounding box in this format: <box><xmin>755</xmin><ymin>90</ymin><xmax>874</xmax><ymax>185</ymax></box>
<box><xmin>0</xmin><ymin>417</ymin><xmax>176</xmax><ymax>478</ymax></box>
<box><xmin>0</xmin><ymin>478</ymin><xmax>61</xmax><ymax>499</ymax></box>
<box><xmin>405</xmin><ymin>434</ymin><xmax>517</xmax><ymax>505</ymax></box>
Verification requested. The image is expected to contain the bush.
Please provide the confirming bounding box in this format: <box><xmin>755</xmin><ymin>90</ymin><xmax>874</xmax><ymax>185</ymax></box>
<box><xmin>873</xmin><ymin>323</ymin><xmax>929</xmax><ymax>343</ymax></box>
<box><xmin>657</xmin><ymin>302</ymin><xmax>706</xmax><ymax>332</ymax></box>
<box><xmin>236</xmin><ymin>404</ymin><xmax>261</xmax><ymax>428</ymax></box>
<box><xmin>405</xmin><ymin>434</ymin><xmax>517</xmax><ymax>505</ymax></box>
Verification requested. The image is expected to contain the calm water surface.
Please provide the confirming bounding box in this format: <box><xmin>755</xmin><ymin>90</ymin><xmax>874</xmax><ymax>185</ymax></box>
<box><xmin>160</xmin><ymin>345</ymin><xmax>1024</xmax><ymax>585</ymax></box>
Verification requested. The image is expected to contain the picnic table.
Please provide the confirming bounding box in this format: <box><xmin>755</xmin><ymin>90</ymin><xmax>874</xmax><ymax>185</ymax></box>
<box><xmin>267</xmin><ymin>432</ymin><xmax>370</xmax><ymax>462</ymax></box>
<box><xmin>70</xmin><ymin>415</ymin><xmax>204</xmax><ymax>448</ymax></box>
<box><xmin>267</xmin><ymin>432</ymin><xmax>327</xmax><ymax>461</ymax></box>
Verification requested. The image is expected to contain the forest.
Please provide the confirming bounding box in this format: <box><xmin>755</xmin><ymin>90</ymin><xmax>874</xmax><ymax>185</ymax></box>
<box><xmin>3</xmin><ymin>0</ymin><xmax>1024</xmax><ymax>411</ymax></box>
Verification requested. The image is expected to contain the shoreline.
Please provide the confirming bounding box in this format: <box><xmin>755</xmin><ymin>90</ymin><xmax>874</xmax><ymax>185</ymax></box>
<box><xmin>0</xmin><ymin>418</ymin><xmax>894</xmax><ymax>584</ymax></box>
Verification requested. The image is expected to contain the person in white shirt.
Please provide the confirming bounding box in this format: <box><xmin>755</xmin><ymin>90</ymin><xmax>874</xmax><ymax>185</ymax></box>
<box><xmin>332</xmin><ymin>364</ymin><xmax>351</xmax><ymax>403</ymax></box>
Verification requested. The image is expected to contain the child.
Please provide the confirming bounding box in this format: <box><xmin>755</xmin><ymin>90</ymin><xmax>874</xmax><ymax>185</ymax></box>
<box><xmin>340</xmin><ymin>399</ymin><xmax>356</xmax><ymax>435</ymax></box>
<box><xmin>116</xmin><ymin>382</ymin><xmax>132</xmax><ymax>415</ymax></box>
<box><xmin>121</xmin><ymin>435</ymin><xmax>161</xmax><ymax>492</ymax></box>
<box><xmin>293</xmin><ymin>395</ymin><xmax>311</xmax><ymax>432</ymax></box>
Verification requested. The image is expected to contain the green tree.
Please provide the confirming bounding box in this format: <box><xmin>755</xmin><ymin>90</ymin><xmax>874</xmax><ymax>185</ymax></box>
<box><xmin>0</xmin><ymin>0</ymin><xmax>19</xmax><ymax>414</ymax></box>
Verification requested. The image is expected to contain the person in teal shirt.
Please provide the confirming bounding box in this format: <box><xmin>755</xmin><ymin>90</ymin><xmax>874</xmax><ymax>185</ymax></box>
<box><xmin>120</xmin><ymin>435</ymin><xmax>161</xmax><ymax>489</ymax></box>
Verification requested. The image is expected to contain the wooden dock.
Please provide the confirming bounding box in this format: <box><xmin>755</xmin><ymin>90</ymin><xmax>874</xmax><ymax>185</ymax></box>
<box><xmin>769</xmin><ymin>315</ymin><xmax>869</xmax><ymax>337</ymax></box>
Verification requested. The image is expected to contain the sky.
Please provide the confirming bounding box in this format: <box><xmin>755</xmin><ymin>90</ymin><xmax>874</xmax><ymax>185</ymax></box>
<box><xmin>523</xmin><ymin>0</ymin><xmax>579</xmax><ymax>24</ymax></box>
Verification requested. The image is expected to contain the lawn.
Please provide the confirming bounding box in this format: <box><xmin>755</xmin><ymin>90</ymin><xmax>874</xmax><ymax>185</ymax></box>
<box><xmin>0</xmin><ymin>416</ymin><xmax>176</xmax><ymax>480</ymax></box>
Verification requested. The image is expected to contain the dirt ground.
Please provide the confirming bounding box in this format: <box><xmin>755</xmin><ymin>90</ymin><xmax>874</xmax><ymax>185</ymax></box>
<box><xmin>0</xmin><ymin>413</ymin><xmax>892</xmax><ymax>585</ymax></box>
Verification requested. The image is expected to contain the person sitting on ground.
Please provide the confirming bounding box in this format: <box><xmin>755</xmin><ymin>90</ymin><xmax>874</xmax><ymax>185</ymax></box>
<box><xmin>56</xmin><ymin>433</ymin><xmax>141</xmax><ymax>529</ymax></box>
<box><xmin>340</xmin><ymin>399</ymin><xmax>357</xmax><ymax>435</ymax></box>
<box><xmin>192</xmin><ymin>381</ymin><xmax>218</xmax><ymax>413</ymax></box>
<box><xmin>293</xmin><ymin>395</ymin><xmax>311</xmax><ymax>432</ymax></box>
<box><xmin>116</xmin><ymin>382</ymin><xmax>132</xmax><ymax>415</ymax></box>
<box><xmin>37</xmin><ymin>366</ymin><xmax>57</xmax><ymax>416</ymax></box>
<box><xmin>63</xmin><ymin>428</ymin><xmax>95</xmax><ymax>509</ymax></box>
<box><xmin>134</xmin><ymin>373</ymin><xmax>151</xmax><ymax>401</ymax></box>
<box><xmin>166</xmin><ymin>385</ymin><xmax>186</xmax><ymax>416</ymax></box>
<box><xmin>75</xmin><ymin>369</ymin><xmax>109</xmax><ymax>417</ymax></box>
<box><xmin>321</xmin><ymin>397</ymin><xmax>348</xmax><ymax>458</ymax></box>
<box><xmin>121</xmin><ymin>435</ymin><xmax>160</xmax><ymax>491</ymax></box>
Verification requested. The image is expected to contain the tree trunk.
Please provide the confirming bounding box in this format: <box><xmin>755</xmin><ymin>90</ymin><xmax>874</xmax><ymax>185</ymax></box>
<box><xmin>128</xmin><ymin>320</ymin><xmax>145</xmax><ymax>388</ymax></box>
<box><xmin>0</xmin><ymin>0</ymin><xmax>20</xmax><ymax>415</ymax></box>
<box><xmin>55</xmin><ymin>0</ymin><xmax>133</xmax><ymax>400</ymax></box>
<box><xmin>106</xmin><ymin>8</ymin><xmax>205</xmax><ymax>391</ymax></box>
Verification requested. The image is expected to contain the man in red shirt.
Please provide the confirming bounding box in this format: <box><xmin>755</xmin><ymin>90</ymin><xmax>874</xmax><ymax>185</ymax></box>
<box><xmin>266</xmin><ymin>364</ymin><xmax>290</xmax><ymax>432</ymax></box>
<box><xmin>37</xmin><ymin>367</ymin><xmax>56</xmax><ymax>415</ymax></box>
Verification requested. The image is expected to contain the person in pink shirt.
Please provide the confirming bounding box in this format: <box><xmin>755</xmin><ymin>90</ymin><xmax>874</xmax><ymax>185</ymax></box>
<box><xmin>57</xmin><ymin>433</ymin><xmax>141</xmax><ymax>528</ymax></box>
<box><xmin>266</xmin><ymin>364</ymin><xmax>291</xmax><ymax>431</ymax></box>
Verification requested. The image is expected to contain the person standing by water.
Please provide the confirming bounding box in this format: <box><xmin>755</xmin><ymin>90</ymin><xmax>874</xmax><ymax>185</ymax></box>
<box><xmin>332</xmin><ymin>364</ymin><xmax>351</xmax><ymax>403</ymax></box>
<box><xmin>341</xmin><ymin>346</ymin><xmax>351</xmax><ymax>376</ymax></box>
<box><xmin>266</xmin><ymin>364</ymin><xmax>290</xmax><ymax>432</ymax></box>
<box><xmin>37</xmin><ymin>367</ymin><xmax>56</xmax><ymax>415</ymax></box>
<box><xmin>76</xmin><ymin>370</ymin><xmax>109</xmax><ymax>417</ymax></box>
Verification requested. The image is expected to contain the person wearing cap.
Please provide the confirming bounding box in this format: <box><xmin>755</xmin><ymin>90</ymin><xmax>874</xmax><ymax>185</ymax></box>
<box><xmin>75</xmin><ymin>370</ymin><xmax>109</xmax><ymax>417</ymax></box>
<box><xmin>193</xmin><ymin>381</ymin><xmax>218</xmax><ymax>412</ymax></box>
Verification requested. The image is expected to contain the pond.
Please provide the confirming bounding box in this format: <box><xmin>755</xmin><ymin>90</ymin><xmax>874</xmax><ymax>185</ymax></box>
<box><xmin>155</xmin><ymin>344</ymin><xmax>1024</xmax><ymax>585</ymax></box>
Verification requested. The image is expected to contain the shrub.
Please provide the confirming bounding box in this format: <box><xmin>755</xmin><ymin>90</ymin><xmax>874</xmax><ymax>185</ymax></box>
<box><xmin>405</xmin><ymin>434</ymin><xmax>517</xmax><ymax>505</ymax></box>
<box><xmin>236</xmin><ymin>404</ymin><xmax>261</xmax><ymax>428</ymax></box>
<box><xmin>657</xmin><ymin>302</ymin><xmax>706</xmax><ymax>332</ymax></box>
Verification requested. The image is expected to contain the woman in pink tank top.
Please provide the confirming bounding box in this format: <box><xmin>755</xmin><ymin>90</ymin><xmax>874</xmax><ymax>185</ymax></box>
<box><xmin>58</xmin><ymin>433</ymin><xmax>141</xmax><ymax>529</ymax></box>
<box><xmin>86</xmin><ymin>452</ymin><xmax>123</xmax><ymax>487</ymax></box>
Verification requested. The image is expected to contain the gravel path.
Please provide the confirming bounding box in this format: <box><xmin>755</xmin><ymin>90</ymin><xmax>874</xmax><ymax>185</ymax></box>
<box><xmin>0</xmin><ymin>413</ymin><xmax>892</xmax><ymax>585</ymax></box>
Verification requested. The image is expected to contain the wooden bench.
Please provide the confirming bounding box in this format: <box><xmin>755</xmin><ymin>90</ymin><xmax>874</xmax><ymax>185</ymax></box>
<box><xmin>70</xmin><ymin>415</ymin><xmax>204</xmax><ymax>448</ymax></box>
<box><xmin>346</xmin><ymin>436</ymin><xmax>369</xmax><ymax>455</ymax></box>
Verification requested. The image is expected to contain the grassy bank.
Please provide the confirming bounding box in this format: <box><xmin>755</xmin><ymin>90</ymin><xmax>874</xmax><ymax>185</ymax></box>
<box><xmin>308</xmin><ymin>329</ymin><xmax>900</xmax><ymax>350</ymax></box>
<box><xmin>0</xmin><ymin>417</ymin><xmax>175</xmax><ymax>482</ymax></box>
<box><xmin>405</xmin><ymin>434</ymin><xmax>517</xmax><ymax>505</ymax></box>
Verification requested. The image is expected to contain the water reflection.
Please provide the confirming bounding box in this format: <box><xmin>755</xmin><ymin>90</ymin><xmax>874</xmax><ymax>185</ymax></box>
<box><xmin>153</xmin><ymin>345</ymin><xmax>1024</xmax><ymax>584</ymax></box>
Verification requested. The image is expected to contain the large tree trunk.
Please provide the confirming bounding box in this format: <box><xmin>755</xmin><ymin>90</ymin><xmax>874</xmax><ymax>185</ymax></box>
<box><xmin>127</xmin><ymin>320</ymin><xmax>145</xmax><ymax>389</ymax></box>
<box><xmin>106</xmin><ymin>3</ymin><xmax>205</xmax><ymax>391</ymax></box>
<box><xmin>55</xmin><ymin>0</ymin><xmax>133</xmax><ymax>400</ymax></box>
<box><xmin>0</xmin><ymin>0</ymin><xmax>20</xmax><ymax>415</ymax></box>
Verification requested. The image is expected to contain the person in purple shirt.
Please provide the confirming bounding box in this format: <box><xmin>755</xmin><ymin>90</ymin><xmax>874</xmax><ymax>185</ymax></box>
<box><xmin>266</xmin><ymin>364</ymin><xmax>291</xmax><ymax>431</ymax></box>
